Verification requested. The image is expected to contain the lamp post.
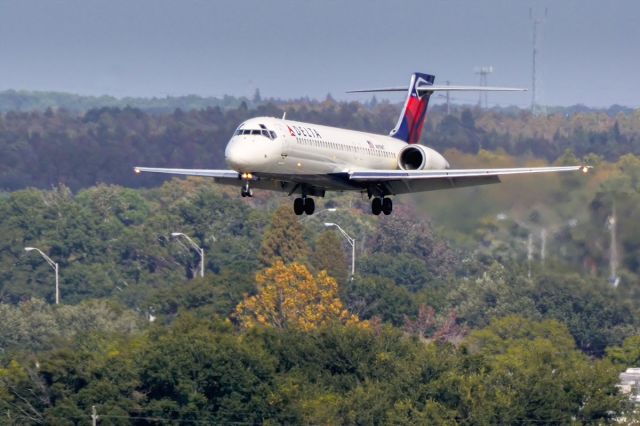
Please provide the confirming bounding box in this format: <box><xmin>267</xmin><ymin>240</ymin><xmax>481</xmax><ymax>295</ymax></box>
<box><xmin>324</xmin><ymin>222</ymin><xmax>355</xmax><ymax>279</ymax></box>
<box><xmin>171</xmin><ymin>232</ymin><xmax>205</xmax><ymax>278</ymax></box>
<box><xmin>24</xmin><ymin>247</ymin><xmax>59</xmax><ymax>304</ymax></box>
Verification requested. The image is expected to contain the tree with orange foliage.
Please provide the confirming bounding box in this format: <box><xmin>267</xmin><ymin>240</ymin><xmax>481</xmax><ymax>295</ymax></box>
<box><xmin>235</xmin><ymin>261</ymin><xmax>360</xmax><ymax>331</ymax></box>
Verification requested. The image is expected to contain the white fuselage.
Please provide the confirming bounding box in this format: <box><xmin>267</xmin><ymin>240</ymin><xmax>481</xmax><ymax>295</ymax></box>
<box><xmin>224</xmin><ymin>116</ymin><xmax>449</xmax><ymax>178</ymax></box>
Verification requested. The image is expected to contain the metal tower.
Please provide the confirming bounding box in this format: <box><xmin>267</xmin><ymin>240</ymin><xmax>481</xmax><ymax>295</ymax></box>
<box><xmin>530</xmin><ymin>8</ymin><xmax>547</xmax><ymax>114</ymax></box>
<box><xmin>474</xmin><ymin>66</ymin><xmax>493</xmax><ymax>108</ymax></box>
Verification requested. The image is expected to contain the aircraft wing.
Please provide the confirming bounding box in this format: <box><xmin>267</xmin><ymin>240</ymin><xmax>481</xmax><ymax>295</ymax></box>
<box><xmin>348</xmin><ymin>165</ymin><xmax>588</xmax><ymax>195</ymax></box>
<box><xmin>133</xmin><ymin>166</ymin><xmax>297</xmax><ymax>192</ymax></box>
<box><xmin>133</xmin><ymin>165</ymin><xmax>589</xmax><ymax>196</ymax></box>
<box><xmin>134</xmin><ymin>167</ymin><xmax>239</xmax><ymax>179</ymax></box>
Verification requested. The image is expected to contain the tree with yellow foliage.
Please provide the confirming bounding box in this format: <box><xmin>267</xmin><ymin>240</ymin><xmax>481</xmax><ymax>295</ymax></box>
<box><xmin>235</xmin><ymin>261</ymin><xmax>360</xmax><ymax>331</ymax></box>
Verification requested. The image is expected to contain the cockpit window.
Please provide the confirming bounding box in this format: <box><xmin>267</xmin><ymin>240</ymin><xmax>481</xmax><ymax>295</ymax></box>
<box><xmin>234</xmin><ymin>126</ymin><xmax>277</xmax><ymax>140</ymax></box>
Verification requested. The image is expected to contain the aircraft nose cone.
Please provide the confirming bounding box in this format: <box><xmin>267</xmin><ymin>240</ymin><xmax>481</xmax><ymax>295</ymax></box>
<box><xmin>225</xmin><ymin>140</ymin><xmax>244</xmax><ymax>170</ymax></box>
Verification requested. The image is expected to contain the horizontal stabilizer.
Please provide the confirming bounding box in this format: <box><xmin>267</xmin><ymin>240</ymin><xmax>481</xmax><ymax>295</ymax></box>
<box><xmin>347</xmin><ymin>85</ymin><xmax>526</xmax><ymax>94</ymax></box>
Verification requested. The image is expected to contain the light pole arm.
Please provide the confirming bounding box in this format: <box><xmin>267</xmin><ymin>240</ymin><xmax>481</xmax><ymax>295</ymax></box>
<box><xmin>172</xmin><ymin>233</ymin><xmax>205</xmax><ymax>278</ymax></box>
<box><xmin>325</xmin><ymin>223</ymin><xmax>356</xmax><ymax>279</ymax></box>
<box><xmin>30</xmin><ymin>248</ymin><xmax>57</xmax><ymax>271</ymax></box>
<box><xmin>178</xmin><ymin>234</ymin><xmax>203</xmax><ymax>253</ymax></box>
<box><xmin>332</xmin><ymin>224</ymin><xmax>355</xmax><ymax>248</ymax></box>
<box><xmin>25</xmin><ymin>247</ymin><xmax>60</xmax><ymax>304</ymax></box>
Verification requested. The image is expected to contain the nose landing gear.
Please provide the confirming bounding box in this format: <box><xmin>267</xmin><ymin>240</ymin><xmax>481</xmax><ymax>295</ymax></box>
<box><xmin>240</xmin><ymin>180</ymin><xmax>253</xmax><ymax>197</ymax></box>
<box><xmin>293</xmin><ymin>197</ymin><xmax>315</xmax><ymax>215</ymax></box>
<box><xmin>371</xmin><ymin>197</ymin><xmax>393</xmax><ymax>215</ymax></box>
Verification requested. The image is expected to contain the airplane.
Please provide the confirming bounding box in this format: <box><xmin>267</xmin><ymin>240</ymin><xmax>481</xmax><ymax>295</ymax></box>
<box><xmin>134</xmin><ymin>72</ymin><xmax>589</xmax><ymax>216</ymax></box>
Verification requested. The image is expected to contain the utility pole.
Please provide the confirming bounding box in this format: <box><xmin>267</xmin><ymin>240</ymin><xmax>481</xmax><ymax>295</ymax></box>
<box><xmin>91</xmin><ymin>406</ymin><xmax>99</xmax><ymax>426</ymax></box>
<box><xmin>608</xmin><ymin>203</ymin><xmax>620</xmax><ymax>287</ymax></box>
<box><xmin>527</xmin><ymin>233</ymin><xmax>533</xmax><ymax>279</ymax></box>
<box><xmin>540</xmin><ymin>228</ymin><xmax>547</xmax><ymax>266</ymax></box>
<box><xmin>474</xmin><ymin>66</ymin><xmax>493</xmax><ymax>108</ymax></box>
<box><xmin>530</xmin><ymin>7</ymin><xmax>547</xmax><ymax>114</ymax></box>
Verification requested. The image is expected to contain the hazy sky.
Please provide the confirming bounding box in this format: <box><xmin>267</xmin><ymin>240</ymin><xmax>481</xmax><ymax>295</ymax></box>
<box><xmin>1</xmin><ymin>0</ymin><xmax>638</xmax><ymax>107</ymax></box>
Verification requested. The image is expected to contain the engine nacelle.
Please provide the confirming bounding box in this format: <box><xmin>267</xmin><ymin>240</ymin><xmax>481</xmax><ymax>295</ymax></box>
<box><xmin>397</xmin><ymin>144</ymin><xmax>449</xmax><ymax>170</ymax></box>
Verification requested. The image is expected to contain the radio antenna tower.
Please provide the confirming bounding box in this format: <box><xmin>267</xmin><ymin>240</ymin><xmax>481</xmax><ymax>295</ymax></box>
<box><xmin>530</xmin><ymin>7</ymin><xmax>547</xmax><ymax>114</ymax></box>
<box><xmin>474</xmin><ymin>66</ymin><xmax>493</xmax><ymax>108</ymax></box>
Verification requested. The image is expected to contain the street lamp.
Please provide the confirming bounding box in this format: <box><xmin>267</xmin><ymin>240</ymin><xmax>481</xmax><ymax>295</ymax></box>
<box><xmin>171</xmin><ymin>232</ymin><xmax>205</xmax><ymax>278</ymax></box>
<box><xmin>300</xmin><ymin>207</ymin><xmax>337</xmax><ymax>222</ymax></box>
<box><xmin>24</xmin><ymin>247</ymin><xmax>59</xmax><ymax>304</ymax></box>
<box><xmin>324</xmin><ymin>222</ymin><xmax>355</xmax><ymax>279</ymax></box>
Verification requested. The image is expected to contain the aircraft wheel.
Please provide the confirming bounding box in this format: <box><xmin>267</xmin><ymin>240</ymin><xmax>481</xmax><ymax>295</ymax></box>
<box><xmin>293</xmin><ymin>198</ymin><xmax>305</xmax><ymax>215</ymax></box>
<box><xmin>371</xmin><ymin>197</ymin><xmax>382</xmax><ymax>215</ymax></box>
<box><xmin>382</xmin><ymin>197</ymin><xmax>393</xmax><ymax>215</ymax></box>
<box><xmin>304</xmin><ymin>197</ymin><xmax>315</xmax><ymax>215</ymax></box>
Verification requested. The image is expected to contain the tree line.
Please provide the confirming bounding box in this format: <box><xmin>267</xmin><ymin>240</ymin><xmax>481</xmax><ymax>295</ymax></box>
<box><xmin>1</xmin><ymin>101</ymin><xmax>639</xmax><ymax>191</ymax></box>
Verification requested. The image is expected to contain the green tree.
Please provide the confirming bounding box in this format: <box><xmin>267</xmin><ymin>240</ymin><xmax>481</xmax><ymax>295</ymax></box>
<box><xmin>312</xmin><ymin>230</ymin><xmax>348</xmax><ymax>284</ymax></box>
<box><xmin>367</xmin><ymin>207</ymin><xmax>458</xmax><ymax>280</ymax></box>
<box><xmin>137</xmin><ymin>315</ymin><xmax>279</xmax><ymax>424</ymax></box>
<box><xmin>447</xmin><ymin>262</ymin><xmax>539</xmax><ymax>328</ymax></box>
<box><xmin>258</xmin><ymin>204</ymin><xmax>309</xmax><ymax>266</ymax></box>
<box><xmin>343</xmin><ymin>275</ymin><xmax>416</xmax><ymax>325</ymax></box>
<box><xmin>607</xmin><ymin>335</ymin><xmax>640</xmax><ymax>366</ymax></box>
<box><xmin>464</xmin><ymin>316</ymin><xmax>625</xmax><ymax>424</ymax></box>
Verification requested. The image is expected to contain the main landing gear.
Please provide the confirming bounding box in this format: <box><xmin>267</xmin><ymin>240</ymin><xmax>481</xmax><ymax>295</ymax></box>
<box><xmin>293</xmin><ymin>197</ymin><xmax>315</xmax><ymax>215</ymax></box>
<box><xmin>371</xmin><ymin>197</ymin><xmax>393</xmax><ymax>215</ymax></box>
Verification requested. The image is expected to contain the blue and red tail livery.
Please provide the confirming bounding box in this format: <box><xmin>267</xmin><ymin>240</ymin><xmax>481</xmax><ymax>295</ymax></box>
<box><xmin>390</xmin><ymin>72</ymin><xmax>435</xmax><ymax>144</ymax></box>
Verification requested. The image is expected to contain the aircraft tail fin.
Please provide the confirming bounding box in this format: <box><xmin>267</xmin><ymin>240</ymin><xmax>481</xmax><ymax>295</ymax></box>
<box><xmin>348</xmin><ymin>72</ymin><xmax>435</xmax><ymax>144</ymax></box>
<box><xmin>390</xmin><ymin>72</ymin><xmax>435</xmax><ymax>143</ymax></box>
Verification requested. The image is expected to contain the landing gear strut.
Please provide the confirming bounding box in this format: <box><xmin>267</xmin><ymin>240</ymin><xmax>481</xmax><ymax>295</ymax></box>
<box><xmin>371</xmin><ymin>197</ymin><xmax>392</xmax><ymax>215</ymax></box>
<box><xmin>293</xmin><ymin>197</ymin><xmax>315</xmax><ymax>215</ymax></box>
<box><xmin>240</xmin><ymin>181</ymin><xmax>253</xmax><ymax>197</ymax></box>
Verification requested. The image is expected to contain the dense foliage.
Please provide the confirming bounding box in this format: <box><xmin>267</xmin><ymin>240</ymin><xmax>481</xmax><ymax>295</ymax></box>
<box><xmin>0</xmin><ymin>316</ymin><xmax>628</xmax><ymax>425</ymax></box>
<box><xmin>1</xmin><ymin>99</ymin><xmax>640</xmax><ymax>423</ymax></box>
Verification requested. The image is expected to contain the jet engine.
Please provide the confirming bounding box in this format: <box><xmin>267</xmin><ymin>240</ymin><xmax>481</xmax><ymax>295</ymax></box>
<box><xmin>397</xmin><ymin>144</ymin><xmax>449</xmax><ymax>170</ymax></box>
